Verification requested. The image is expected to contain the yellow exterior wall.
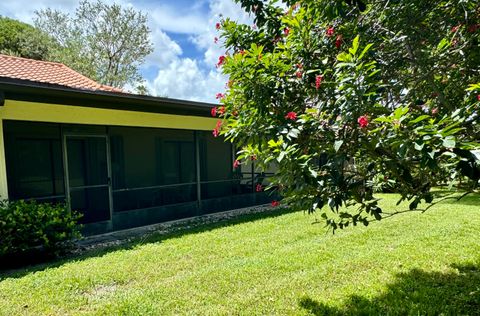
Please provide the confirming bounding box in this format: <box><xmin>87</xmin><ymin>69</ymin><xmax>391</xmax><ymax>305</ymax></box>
<box><xmin>0</xmin><ymin>122</ymin><xmax>8</xmax><ymax>199</ymax></box>
<box><xmin>0</xmin><ymin>99</ymin><xmax>218</xmax><ymax>199</ymax></box>
<box><xmin>0</xmin><ymin>100</ymin><xmax>217</xmax><ymax>130</ymax></box>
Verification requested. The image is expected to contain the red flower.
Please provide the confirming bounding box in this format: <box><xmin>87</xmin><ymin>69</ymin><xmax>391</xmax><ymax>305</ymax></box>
<box><xmin>213</xmin><ymin>121</ymin><xmax>222</xmax><ymax>137</ymax></box>
<box><xmin>214</xmin><ymin>37</ymin><xmax>218</xmax><ymax>44</ymax></box>
<box><xmin>295</xmin><ymin>71</ymin><xmax>302</xmax><ymax>78</ymax></box>
<box><xmin>315</xmin><ymin>75</ymin><xmax>324</xmax><ymax>89</ymax></box>
<box><xmin>239</xmin><ymin>50</ymin><xmax>246</xmax><ymax>56</ymax></box>
<box><xmin>271</xmin><ymin>200</ymin><xmax>280</xmax><ymax>207</ymax></box>
<box><xmin>284</xmin><ymin>28</ymin><xmax>290</xmax><ymax>36</ymax></box>
<box><xmin>285</xmin><ymin>111</ymin><xmax>297</xmax><ymax>120</ymax></box>
<box><xmin>335</xmin><ymin>35</ymin><xmax>343</xmax><ymax>49</ymax></box>
<box><xmin>357</xmin><ymin>115</ymin><xmax>369</xmax><ymax>128</ymax></box>
<box><xmin>250</xmin><ymin>155</ymin><xmax>257</xmax><ymax>161</ymax></box>
<box><xmin>215</xmin><ymin>93</ymin><xmax>225</xmax><ymax>100</ymax></box>
<box><xmin>431</xmin><ymin>108</ymin><xmax>439</xmax><ymax>115</ymax></box>
<box><xmin>326</xmin><ymin>26</ymin><xmax>335</xmax><ymax>37</ymax></box>
<box><xmin>477</xmin><ymin>95</ymin><xmax>480</xmax><ymax>101</ymax></box>
<box><xmin>216</xmin><ymin>55</ymin><xmax>226</xmax><ymax>68</ymax></box>
<box><xmin>468</xmin><ymin>24</ymin><xmax>479</xmax><ymax>33</ymax></box>
<box><xmin>233</xmin><ymin>159</ymin><xmax>240</xmax><ymax>169</ymax></box>
<box><xmin>255</xmin><ymin>184</ymin><xmax>263</xmax><ymax>192</ymax></box>
<box><xmin>451</xmin><ymin>25</ymin><xmax>460</xmax><ymax>33</ymax></box>
<box><xmin>218</xmin><ymin>106</ymin><xmax>226</xmax><ymax>115</ymax></box>
<box><xmin>216</xmin><ymin>22</ymin><xmax>221</xmax><ymax>30</ymax></box>
<box><xmin>211</xmin><ymin>106</ymin><xmax>217</xmax><ymax>117</ymax></box>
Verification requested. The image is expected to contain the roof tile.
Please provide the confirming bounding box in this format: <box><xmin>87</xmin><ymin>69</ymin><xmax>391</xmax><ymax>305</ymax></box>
<box><xmin>0</xmin><ymin>54</ymin><xmax>123</xmax><ymax>93</ymax></box>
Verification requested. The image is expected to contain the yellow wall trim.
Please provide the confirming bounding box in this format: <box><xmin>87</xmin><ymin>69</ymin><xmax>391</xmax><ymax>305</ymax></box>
<box><xmin>1</xmin><ymin>100</ymin><xmax>217</xmax><ymax>131</ymax></box>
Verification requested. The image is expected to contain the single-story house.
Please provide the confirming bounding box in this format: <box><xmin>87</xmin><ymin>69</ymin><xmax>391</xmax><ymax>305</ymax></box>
<box><xmin>0</xmin><ymin>54</ymin><xmax>274</xmax><ymax>235</ymax></box>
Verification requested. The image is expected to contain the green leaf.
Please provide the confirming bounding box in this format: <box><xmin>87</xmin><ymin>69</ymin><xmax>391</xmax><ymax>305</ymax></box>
<box><xmin>349</xmin><ymin>35</ymin><xmax>360</xmax><ymax>55</ymax></box>
<box><xmin>436</xmin><ymin>38</ymin><xmax>450</xmax><ymax>51</ymax></box>
<box><xmin>334</xmin><ymin>140</ymin><xmax>343</xmax><ymax>152</ymax></box>
<box><xmin>358</xmin><ymin>43</ymin><xmax>373</xmax><ymax>60</ymax></box>
<box><xmin>443</xmin><ymin>136</ymin><xmax>456</xmax><ymax>148</ymax></box>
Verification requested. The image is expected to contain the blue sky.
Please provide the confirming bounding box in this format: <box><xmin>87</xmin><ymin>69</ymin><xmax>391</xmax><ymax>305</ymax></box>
<box><xmin>0</xmin><ymin>0</ymin><xmax>252</xmax><ymax>103</ymax></box>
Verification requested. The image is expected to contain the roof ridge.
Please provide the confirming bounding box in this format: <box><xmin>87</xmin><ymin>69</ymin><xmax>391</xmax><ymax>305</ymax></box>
<box><xmin>0</xmin><ymin>53</ymin><xmax>66</xmax><ymax>67</ymax></box>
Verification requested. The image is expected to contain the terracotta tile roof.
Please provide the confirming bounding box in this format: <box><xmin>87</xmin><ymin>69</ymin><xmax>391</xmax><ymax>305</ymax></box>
<box><xmin>0</xmin><ymin>54</ymin><xmax>123</xmax><ymax>93</ymax></box>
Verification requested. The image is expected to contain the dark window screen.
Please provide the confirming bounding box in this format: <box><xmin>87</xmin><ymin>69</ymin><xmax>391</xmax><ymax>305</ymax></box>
<box><xmin>66</xmin><ymin>136</ymin><xmax>110</xmax><ymax>223</ymax></box>
<box><xmin>109</xmin><ymin>127</ymin><xmax>196</xmax><ymax>211</ymax></box>
<box><xmin>199</xmin><ymin>132</ymin><xmax>234</xmax><ymax>199</ymax></box>
<box><xmin>4</xmin><ymin>121</ymin><xmax>64</xmax><ymax>200</ymax></box>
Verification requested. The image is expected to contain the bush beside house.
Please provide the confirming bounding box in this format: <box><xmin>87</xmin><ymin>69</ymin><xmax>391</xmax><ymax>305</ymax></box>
<box><xmin>0</xmin><ymin>200</ymin><xmax>82</xmax><ymax>265</ymax></box>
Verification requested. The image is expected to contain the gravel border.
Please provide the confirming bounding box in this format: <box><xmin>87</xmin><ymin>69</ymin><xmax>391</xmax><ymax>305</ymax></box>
<box><xmin>74</xmin><ymin>204</ymin><xmax>275</xmax><ymax>254</ymax></box>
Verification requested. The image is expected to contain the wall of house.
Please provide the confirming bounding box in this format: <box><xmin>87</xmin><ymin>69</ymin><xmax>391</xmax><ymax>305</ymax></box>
<box><xmin>0</xmin><ymin>99</ymin><xmax>218</xmax><ymax>200</ymax></box>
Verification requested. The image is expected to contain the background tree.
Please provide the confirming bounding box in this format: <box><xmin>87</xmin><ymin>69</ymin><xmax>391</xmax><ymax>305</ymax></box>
<box><xmin>215</xmin><ymin>0</ymin><xmax>480</xmax><ymax>230</ymax></box>
<box><xmin>34</xmin><ymin>0</ymin><xmax>153</xmax><ymax>88</ymax></box>
<box><xmin>0</xmin><ymin>16</ymin><xmax>54</xmax><ymax>60</ymax></box>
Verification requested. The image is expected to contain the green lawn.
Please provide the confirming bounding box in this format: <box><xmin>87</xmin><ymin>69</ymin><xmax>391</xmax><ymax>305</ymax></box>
<box><xmin>1</xmin><ymin>193</ymin><xmax>479</xmax><ymax>315</ymax></box>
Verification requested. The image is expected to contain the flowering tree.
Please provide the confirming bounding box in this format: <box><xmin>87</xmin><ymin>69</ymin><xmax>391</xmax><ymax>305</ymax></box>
<box><xmin>214</xmin><ymin>0</ymin><xmax>480</xmax><ymax>230</ymax></box>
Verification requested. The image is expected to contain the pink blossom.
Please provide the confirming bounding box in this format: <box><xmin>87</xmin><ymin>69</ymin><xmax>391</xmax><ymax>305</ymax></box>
<box><xmin>216</xmin><ymin>55</ymin><xmax>226</xmax><ymax>68</ymax></box>
<box><xmin>285</xmin><ymin>112</ymin><xmax>297</xmax><ymax>120</ymax></box>
<box><xmin>211</xmin><ymin>107</ymin><xmax>217</xmax><ymax>117</ymax></box>
<box><xmin>357</xmin><ymin>115</ymin><xmax>369</xmax><ymax>128</ymax></box>
<box><xmin>284</xmin><ymin>28</ymin><xmax>290</xmax><ymax>36</ymax></box>
<box><xmin>255</xmin><ymin>184</ymin><xmax>263</xmax><ymax>192</ymax></box>
<box><xmin>213</xmin><ymin>120</ymin><xmax>222</xmax><ymax>137</ymax></box>
<box><xmin>233</xmin><ymin>159</ymin><xmax>240</xmax><ymax>169</ymax></box>
<box><xmin>271</xmin><ymin>200</ymin><xmax>280</xmax><ymax>207</ymax></box>
<box><xmin>326</xmin><ymin>26</ymin><xmax>335</xmax><ymax>37</ymax></box>
<box><xmin>315</xmin><ymin>75</ymin><xmax>324</xmax><ymax>90</ymax></box>
<box><xmin>216</xmin><ymin>93</ymin><xmax>225</xmax><ymax>100</ymax></box>
<box><xmin>214</xmin><ymin>37</ymin><xmax>218</xmax><ymax>44</ymax></box>
<box><xmin>216</xmin><ymin>22</ymin><xmax>221</xmax><ymax>30</ymax></box>
<box><xmin>335</xmin><ymin>35</ymin><xmax>343</xmax><ymax>48</ymax></box>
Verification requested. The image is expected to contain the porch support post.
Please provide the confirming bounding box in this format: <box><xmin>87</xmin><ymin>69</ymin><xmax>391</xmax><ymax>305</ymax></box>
<box><xmin>0</xmin><ymin>120</ymin><xmax>9</xmax><ymax>199</ymax></box>
<box><xmin>194</xmin><ymin>131</ymin><xmax>202</xmax><ymax>213</ymax></box>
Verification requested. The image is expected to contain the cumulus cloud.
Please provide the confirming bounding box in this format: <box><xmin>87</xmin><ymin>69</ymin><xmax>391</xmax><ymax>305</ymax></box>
<box><xmin>148</xmin><ymin>0</ymin><xmax>252</xmax><ymax>103</ymax></box>
<box><xmin>0</xmin><ymin>0</ymin><xmax>77</xmax><ymax>23</ymax></box>
<box><xmin>144</xmin><ymin>29</ymin><xmax>183</xmax><ymax>68</ymax></box>
<box><xmin>151</xmin><ymin>58</ymin><xmax>225</xmax><ymax>103</ymax></box>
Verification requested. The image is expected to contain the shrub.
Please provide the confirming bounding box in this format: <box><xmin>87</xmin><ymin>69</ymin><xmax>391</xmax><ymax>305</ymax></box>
<box><xmin>0</xmin><ymin>200</ymin><xmax>82</xmax><ymax>258</ymax></box>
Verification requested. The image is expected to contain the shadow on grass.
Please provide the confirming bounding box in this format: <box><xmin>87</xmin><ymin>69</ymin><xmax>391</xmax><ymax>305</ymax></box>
<box><xmin>431</xmin><ymin>190</ymin><xmax>480</xmax><ymax>207</ymax></box>
<box><xmin>299</xmin><ymin>262</ymin><xmax>480</xmax><ymax>315</ymax></box>
<box><xmin>0</xmin><ymin>206</ymin><xmax>296</xmax><ymax>280</ymax></box>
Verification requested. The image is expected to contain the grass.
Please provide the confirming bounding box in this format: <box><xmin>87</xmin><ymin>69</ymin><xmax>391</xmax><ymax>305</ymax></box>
<box><xmin>0</xmin><ymin>193</ymin><xmax>479</xmax><ymax>315</ymax></box>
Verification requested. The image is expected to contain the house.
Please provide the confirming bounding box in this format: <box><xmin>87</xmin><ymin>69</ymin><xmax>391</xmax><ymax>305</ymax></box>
<box><xmin>0</xmin><ymin>54</ymin><xmax>273</xmax><ymax>235</ymax></box>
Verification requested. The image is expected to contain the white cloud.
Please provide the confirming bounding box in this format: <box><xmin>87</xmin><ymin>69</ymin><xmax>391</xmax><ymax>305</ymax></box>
<box><xmin>144</xmin><ymin>29</ymin><xmax>182</xmax><ymax>68</ymax></box>
<box><xmin>151</xmin><ymin>58</ymin><xmax>225</xmax><ymax>103</ymax></box>
<box><xmin>148</xmin><ymin>5</ymin><xmax>208</xmax><ymax>35</ymax></box>
<box><xmin>0</xmin><ymin>0</ymin><xmax>77</xmax><ymax>23</ymax></box>
<box><xmin>148</xmin><ymin>0</ymin><xmax>252</xmax><ymax>103</ymax></box>
<box><xmin>191</xmin><ymin>0</ymin><xmax>253</xmax><ymax>67</ymax></box>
